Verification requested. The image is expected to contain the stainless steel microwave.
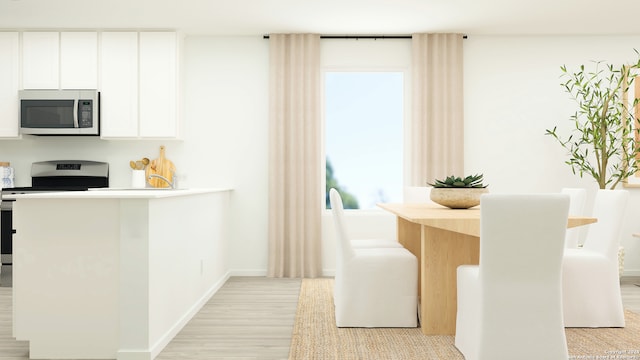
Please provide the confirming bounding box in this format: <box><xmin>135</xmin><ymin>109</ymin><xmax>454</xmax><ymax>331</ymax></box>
<box><xmin>19</xmin><ymin>90</ymin><xmax>100</xmax><ymax>136</ymax></box>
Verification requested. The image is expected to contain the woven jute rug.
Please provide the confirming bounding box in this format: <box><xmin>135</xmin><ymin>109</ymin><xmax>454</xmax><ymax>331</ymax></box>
<box><xmin>288</xmin><ymin>278</ymin><xmax>640</xmax><ymax>360</ymax></box>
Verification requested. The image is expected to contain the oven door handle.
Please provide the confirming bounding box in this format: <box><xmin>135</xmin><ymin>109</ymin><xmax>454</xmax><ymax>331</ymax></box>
<box><xmin>73</xmin><ymin>99</ymin><xmax>79</xmax><ymax>128</ymax></box>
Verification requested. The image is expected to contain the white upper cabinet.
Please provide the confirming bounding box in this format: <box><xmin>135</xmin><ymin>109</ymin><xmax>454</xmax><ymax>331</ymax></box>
<box><xmin>3</xmin><ymin>30</ymin><xmax>180</xmax><ymax>140</ymax></box>
<box><xmin>60</xmin><ymin>32</ymin><xmax>98</xmax><ymax>89</ymax></box>
<box><xmin>99</xmin><ymin>32</ymin><xmax>139</xmax><ymax>138</ymax></box>
<box><xmin>139</xmin><ymin>32</ymin><xmax>178</xmax><ymax>138</ymax></box>
<box><xmin>22</xmin><ymin>32</ymin><xmax>98</xmax><ymax>90</ymax></box>
<box><xmin>100</xmin><ymin>31</ymin><xmax>180</xmax><ymax>139</ymax></box>
<box><xmin>22</xmin><ymin>32</ymin><xmax>59</xmax><ymax>89</ymax></box>
<box><xmin>0</xmin><ymin>32</ymin><xmax>20</xmax><ymax>137</ymax></box>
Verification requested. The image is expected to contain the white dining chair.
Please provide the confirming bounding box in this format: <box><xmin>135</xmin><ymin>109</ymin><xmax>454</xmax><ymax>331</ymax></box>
<box><xmin>455</xmin><ymin>193</ymin><xmax>570</xmax><ymax>360</ymax></box>
<box><xmin>561</xmin><ymin>187</ymin><xmax>587</xmax><ymax>248</ymax></box>
<box><xmin>330</xmin><ymin>188</ymin><xmax>418</xmax><ymax>328</ymax></box>
<box><xmin>329</xmin><ymin>188</ymin><xmax>405</xmax><ymax>303</ymax></box>
<box><xmin>562</xmin><ymin>189</ymin><xmax>628</xmax><ymax>328</ymax></box>
<box><xmin>329</xmin><ymin>188</ymin><xmax>403</xmax><ymax>249</ymax></box>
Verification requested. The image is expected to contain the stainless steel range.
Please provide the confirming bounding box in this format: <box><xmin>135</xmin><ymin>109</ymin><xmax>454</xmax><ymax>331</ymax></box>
<box><xmin>0</xmin><ymin>160</ymin><xmax>109</xmax><ymax>269</ymax></box>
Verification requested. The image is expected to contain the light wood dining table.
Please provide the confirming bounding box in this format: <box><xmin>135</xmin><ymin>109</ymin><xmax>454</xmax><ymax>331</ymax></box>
<box><xmin>377</xmin><ymin>202</ymin><xmax>597</xmax><ymax>335</ymax></box>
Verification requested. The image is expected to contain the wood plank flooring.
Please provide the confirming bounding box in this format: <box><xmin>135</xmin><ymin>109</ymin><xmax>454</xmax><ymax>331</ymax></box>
<box><xmin>0</xmin><ymin>276</ymin><xmax>639</xmax><ymax>360</ymax></box>
<box><xmin>0</xmin><ymin>276</ymin><xmax>301</xmax><ymax>360</ymax></box>
<box><xmin>621</xmin><ymin>276</ymin><xmax>640</xmax><ymax>313</ymax></box>
<box><xmin>155</xmin><ymin>277</ymin><xmax>300</xmax><ymax>360</ymax></box>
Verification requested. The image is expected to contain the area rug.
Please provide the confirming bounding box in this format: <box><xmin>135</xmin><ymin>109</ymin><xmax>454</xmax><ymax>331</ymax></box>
<box><xmin>288</xmin><ymin>278</ymin><xmax>640</xmax><ymax>360</ymax></box>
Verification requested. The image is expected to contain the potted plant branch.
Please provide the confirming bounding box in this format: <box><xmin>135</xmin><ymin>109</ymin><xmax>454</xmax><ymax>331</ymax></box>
<box><xmin>428</xmin><ymin>174</ymin><xmax>489</xmax><ymax>209</ymax></box>
<box><xmin>545</xmin><ymin>53</ymin><xmax>640</xmax><ymax>189</ymax></box>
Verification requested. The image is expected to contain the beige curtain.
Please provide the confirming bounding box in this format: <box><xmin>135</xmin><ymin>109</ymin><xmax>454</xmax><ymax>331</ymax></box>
<box><xmin>267</xmin><ymin>34</ymin><xmax>322</xmax><ymax>278</ymax></box>
<box><xmin>411</xmin><ymin>33</ymin><xmax>465</xmax><ymax>185</ymax></box>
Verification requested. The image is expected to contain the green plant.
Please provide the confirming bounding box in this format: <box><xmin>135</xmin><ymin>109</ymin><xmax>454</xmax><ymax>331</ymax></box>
<box><xmin>545</xmin><ymin>53</ymin><xmax>640</xmax><ymax>189</ymax></box>
<box><xmin>428</xmin><ymin>174</ymin><xmax>488</xmax><ymax>188</ymax></box>
<box><xmin>326</xmin><ymin>157</ymin><xmax>359</xmax><ymax>209</ymax></box>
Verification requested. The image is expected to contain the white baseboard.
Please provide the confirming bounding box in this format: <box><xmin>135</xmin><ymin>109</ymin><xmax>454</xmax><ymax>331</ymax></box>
<box><xmin>323</xmin><ymin>269</ymin><xmax>336</xmax><ymax>277</ymax></box>
<box><xmin>228</xmin><ymin>269</ymin><xmax>337</xmax><ymax>277</ymax></box>
<box><xmin>622</xmin><ymin>269</ymin><xmax>640</xmax><ymax>277</ymax></box>
<box><xmin>229</xmin><ymin>269</ymin><xmax>268</xmax><ymax>277</ymax></box>
<box><xmin>116</xmin><ymin>350</ymin><xmax>153</xmax><ymax>360</ymax></box>
<box><xmin>119</xmin><ymin>271</ymin><xmax>232</xmax><ymax>360</ymax></box>
<box><xmin>226</xmin><ymin>267</ymin><xmax>640</xmax><ymax>278</ymax></box>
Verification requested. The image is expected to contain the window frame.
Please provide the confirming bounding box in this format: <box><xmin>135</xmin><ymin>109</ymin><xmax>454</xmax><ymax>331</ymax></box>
<box><xmin>320</xmin><ymin>38</ymin><xmax>412</xmax><ymax>212</ymax></box>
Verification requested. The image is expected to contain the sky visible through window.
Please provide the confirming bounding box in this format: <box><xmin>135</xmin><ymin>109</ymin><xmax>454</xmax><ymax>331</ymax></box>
<box><xmin>325</xmin><ymin>71</ymin><xmax>403</xmax><ymax>209</ymax></box>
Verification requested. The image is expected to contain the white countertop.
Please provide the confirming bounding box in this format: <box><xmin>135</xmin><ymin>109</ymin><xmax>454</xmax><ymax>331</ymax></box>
<box><xmin>4</xmin><ymin>187</ymin><xmax>232</xmax><ymax>200</ymax></box>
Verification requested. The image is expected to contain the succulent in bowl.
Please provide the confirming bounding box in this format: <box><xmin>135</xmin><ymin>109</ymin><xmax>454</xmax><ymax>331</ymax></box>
<box><xmin>428</xmin><ymin>174</ymin><xmax>488</xmax><ymax>188</ymax></box>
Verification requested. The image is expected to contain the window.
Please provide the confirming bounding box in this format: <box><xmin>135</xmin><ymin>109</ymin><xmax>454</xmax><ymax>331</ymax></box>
<box><xmin>324</xmin><ymin>71</ymin><xmax>404</xmax><ymax>209</ymax></box>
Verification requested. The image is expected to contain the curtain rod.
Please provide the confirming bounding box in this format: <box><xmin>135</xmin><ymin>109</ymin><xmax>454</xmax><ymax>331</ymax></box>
<box><xmin>262</xmin><ymin>34</ymin><xmax>468</xmax><ymax>40</ymax></box>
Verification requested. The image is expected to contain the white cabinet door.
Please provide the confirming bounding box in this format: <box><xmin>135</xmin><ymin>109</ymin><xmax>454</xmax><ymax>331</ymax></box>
<box><xmin>22</xmin><ymin>32</ymin><xmax>59</xmax><ymax>89</ymax></box>
<box><xmin>0</xmin><ymin>32</ymin><xmax>20</xmax><ymax>137</ymax></box>
<box><xmin>99</xmin><ymin>32</ymin><xmax>139</xmax><ymax>138</ymax></box>
<box><xmin>60</xmin><ymin>32</ymin><xmax>98</xmax><ymax>89</ymax></box>
<box><xmin>139</xmin><ymin>32</ymin><xmax>178</xmax><ymax>138</ymax></box>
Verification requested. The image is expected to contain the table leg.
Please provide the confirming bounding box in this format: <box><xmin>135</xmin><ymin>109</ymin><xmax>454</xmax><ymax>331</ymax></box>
<box><xmin>397</xmin><ymin>217</ymin><xmax>422</xmax><ymax>293</ymax></box>
<box><xmin>420</xmin><ymin>226</ymin><xmax>479</xmax><ymax>335</ymax></box>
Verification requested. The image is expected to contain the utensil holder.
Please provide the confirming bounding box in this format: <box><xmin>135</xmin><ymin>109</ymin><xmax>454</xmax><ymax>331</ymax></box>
<box><xmin>131</xmin><ymin>170</ymin><xmax>146</xmax><ymax>188</ymax></box>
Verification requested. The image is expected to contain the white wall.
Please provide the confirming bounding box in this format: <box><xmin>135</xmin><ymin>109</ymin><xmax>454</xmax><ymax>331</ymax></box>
<box><xmin>181</xmin><ymin>36</ymin><xmax>269</xmax><ymax>274</ymax></box>
<box><xmin>464</xmin><ymin>35</ymin><xmax>640</xmax><ymax>275</ymax></box>
<box><xmin>323</xmin><ymin>35</ymin><xmax>640</xmax><ymax>276</ymax></box>
<box><xmin>0</xmin><ymin>36</ymin><xmax>271</xmax><ymax>276</ymax></box>
<box><xmin>2</xmin><ymin>34</ymin><xmax>640</xmax><ymax>276</ymax></box>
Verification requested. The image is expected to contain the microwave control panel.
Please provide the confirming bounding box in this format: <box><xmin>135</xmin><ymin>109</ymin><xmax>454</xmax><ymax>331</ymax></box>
<box><xmin>78</xmin><ymin>100</ymin><xmax>93</xmax><ymax>128</ymax></box>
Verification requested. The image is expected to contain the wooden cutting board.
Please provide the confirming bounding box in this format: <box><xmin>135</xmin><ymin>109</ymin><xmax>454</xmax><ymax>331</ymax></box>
<box><xmin>145</xmin><ymin>145</ymin><xmax>176</xmax><ymax>188</ymax></box>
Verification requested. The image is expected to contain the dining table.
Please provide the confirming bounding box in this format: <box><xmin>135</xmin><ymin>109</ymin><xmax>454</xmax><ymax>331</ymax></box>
<box><xmin>377</xmin><ymin>202</ymin><xmax>598</xmax><ymax>335</ymax></box>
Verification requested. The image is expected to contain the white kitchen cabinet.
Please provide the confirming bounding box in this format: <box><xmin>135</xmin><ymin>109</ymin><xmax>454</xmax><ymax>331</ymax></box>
<box><xmin>18</xmin><ymin>30</ymin><xmax>180</xmax><ymax>139</ymax></box>
<box><xmin>22</xmin><ymin>32</ymin><xmax>98</xmax><ymax>90</ymax></box>
<box><xmin>99</xmin><ymin>32</ymin><xmax>139</xmax><ymax>138</ymax></box>
<box><xmin>100</xmin><ymin>31</ymin><xmax>180</xmax><ymax>139</ymax></box>
<box><xmin>12</xmin><ymin>189</ymin><xmax>230</xmax><ymax>359</ymax></box>
<box><xmin>22</xmin><ymin>32</ymin><xmax>59</xmax><ymax>89</ymax></box>
<box><xmin>0</xmin><ymin>32</ymin><xmax>20</xmax><ymax>138</ymax></box>
<box><xmin>60</xmin><ymin>32</ymin><xmax>98</xmax><ymax>89</ymax></box>
<box><xmin>139</xmin><ymin>32</ymin><xmax>179</xmax><ymax>138</ymax></box>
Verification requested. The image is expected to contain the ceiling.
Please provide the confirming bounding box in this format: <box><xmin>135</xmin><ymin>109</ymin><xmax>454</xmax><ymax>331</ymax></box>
<box><xmin>2</xmin><ymin>0</ymin><xmax>640</xmax><ymax>36</ymax></box>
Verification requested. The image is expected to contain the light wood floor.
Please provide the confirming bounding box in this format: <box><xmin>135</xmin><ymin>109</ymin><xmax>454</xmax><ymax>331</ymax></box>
<box><xmin>621</xmin><ymin>276</ymin><xmax>640</xmax><ymax>313</ymax></box>
<box><xmin>0</xmin><ymin>276</ymin><xmax>639</xmax><ymax>360</ymax></box>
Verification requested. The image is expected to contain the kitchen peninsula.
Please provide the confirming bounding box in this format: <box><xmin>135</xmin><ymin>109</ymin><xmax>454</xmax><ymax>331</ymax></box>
<box><xmin>9</xmin><ymin>188</ymin><xmax>231</xmax><ymax>360</ymax></box>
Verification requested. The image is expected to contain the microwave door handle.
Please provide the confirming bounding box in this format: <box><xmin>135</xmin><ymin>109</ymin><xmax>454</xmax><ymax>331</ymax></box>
<box><xmin>73</xmin><ymin>99</ymin><xmax>79</xmax><ymax>128</ymax></box>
